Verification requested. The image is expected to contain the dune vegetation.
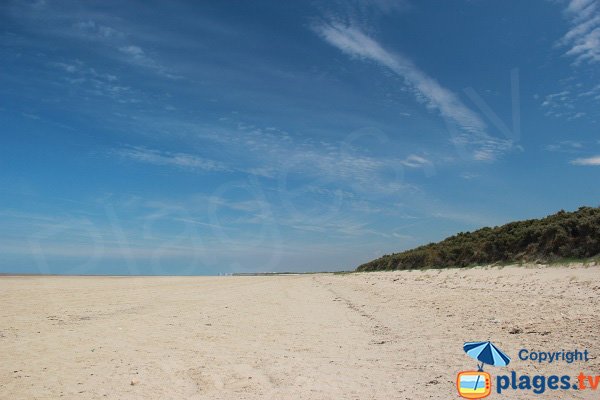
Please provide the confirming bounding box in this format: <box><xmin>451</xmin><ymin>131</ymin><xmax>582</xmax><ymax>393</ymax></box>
<box><xmin>356</xmin><ymin>206</ymin><xmax>600</xmax><ymax>271</ymax></box>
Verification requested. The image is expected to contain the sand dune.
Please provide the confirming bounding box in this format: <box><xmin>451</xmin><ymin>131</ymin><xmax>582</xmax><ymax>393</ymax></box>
<box><xmin>1</xmin><ymin>264</ymin><xmax>599</xmax><ymax>399</ymax></box>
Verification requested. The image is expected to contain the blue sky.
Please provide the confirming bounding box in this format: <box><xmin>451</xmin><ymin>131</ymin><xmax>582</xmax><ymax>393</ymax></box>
<box><xmin>1</xmin><ymin>0</ymin><xmax>599</xmax><ymax>275</ymax></box>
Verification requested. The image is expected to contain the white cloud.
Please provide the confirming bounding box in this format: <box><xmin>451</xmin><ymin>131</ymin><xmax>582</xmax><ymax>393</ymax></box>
<box><xmin>578</xmin><ymin>83</ymin><xmax>600</xmax><ymax>97</ymax></box>
<box><xmin>567</xmin><ymin>0</ymin><xmax>597</xmax><ymax>19</ymax></box>
<box><xmin>119</xmin><ymin>45</ymin><xmax>145</xmax><ymax>57</ymax></box>
<box><xmin>544</xmin><ymin>140</ymin><xmax>583</xmax><ymax>152</ymax></box>
<box><xmin>9</xmin><ymin>1</ymin><xmax>181</xmax><ymax>80</ymax></box>
<box><xmin>314</xmin><ymin>22</ymin><xmax>512</xmax><ymax>161</ymax></box>
<box><xmin>117</xmin><ymin>45</ymin><xmax>180</xmax><ymax>79</ymax></box>
<box><xmin>128</xmin><ymin>117</ymin><xmax>417</xmax><ymax>197</ymax></box>
<box><xmin>537</xmin><ymin>88</ymin><xmax>590</xmax><ymax>120</ymax></box>
<box><xmin>401</xmin><ymin>154</ymin><xmax>432</xmax><ymax>168</ymax></box>
<box><xmin>74</xmin><ymin>20</ymin><xmax>120</xmax><ymax>38</ymax></box>
<box><xmin>570</xmin><ymin>155</ymin><xmax>600</xmax><ymax>165</ymax></box>
<box><xmin>341</xmin><ymin>0</ymin><xmax>411</xmax><ymax>17</ymax></box>
<box><xmin>460</xmin><ymin>172</ymin><xmax>480</xmax><ymax>180</ymax></box>
<box><xmin>316</xmin><ymin>0</ymin><xmax>411</xmax><ymax>34</ymax></box>
<box><xmin>559</xmin><ymin>0</ymin><xmax>600</xmax><ymax>64</ymax></box>
<box><xmin>21</xmin><ymin>112</ymin><xmax>40</xmax><ymax>120</ymax></box>
<box><xmin>566</xmin><ymin>28</ymin><xmax>600</xmax><ymax>63</ymax></box>
<box><xmin>570</xmin><ymin>111</ymin><xmax>586</xmax><ymax>119</ymax></box>
<box><xmin>50</xmin><ymin>61</ymin><xmax>78</xmax><ymax>73</ymax></box>
<box><xmin>354</xmin><ymin>0</ymin><xmax>410</xmax><ymax>14</ymax></box>
<box><xmin>315</xmin><ymin>23</ymin><xmax>484</xmax><ymax>133</ymax></box>
<box><xmin>47</xmin><ymin>59</ymin><xmax>141</xmax><ymax>103</ymax></box>
<box><xmin>115</xmin><ymin>146</ymin><xmax>229</xmax><ymax>172</ymax></box>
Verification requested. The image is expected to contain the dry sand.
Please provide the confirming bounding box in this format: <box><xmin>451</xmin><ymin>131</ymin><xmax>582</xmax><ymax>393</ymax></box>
<box><xmin>1</xmin><ymin>264</ymin><xmax>599</xmax><ymax>399</ymax></box>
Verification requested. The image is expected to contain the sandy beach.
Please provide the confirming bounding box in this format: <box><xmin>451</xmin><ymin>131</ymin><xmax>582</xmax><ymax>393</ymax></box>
<box><xmin>1</xmin><ymin>264</ymin><xmax>599</xmax><ymax>399</ymax></box>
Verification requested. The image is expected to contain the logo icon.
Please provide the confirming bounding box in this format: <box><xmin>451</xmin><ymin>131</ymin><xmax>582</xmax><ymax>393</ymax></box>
<box><xmin>457</xmin><ymin>341</ymin><xmax>511</xmax><ymax>399</ymax></box>
<box><xmin>457</xmin><ymin>371</ymin><xmax>492</xmax><ymax>399</ymax></box>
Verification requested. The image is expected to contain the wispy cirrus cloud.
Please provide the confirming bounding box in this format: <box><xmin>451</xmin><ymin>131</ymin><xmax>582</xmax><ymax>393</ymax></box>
<box><xmin>74</xmin><ymin>20</ymin><xmax>121</xmax><ymax>39</ymax></box>
<box><xmin>314</xmin><ymin>23</ymin><xmax>485</xmax><ymax>134</ymax></box>
<box><xmin>536</xmin><ymin>82</ymin><xmax>598</xmax><ymax>122</ymax></box>
<box><xmin>7</xmin><ymin>1</ymin><xmax>181</xmax><ymax>80</ymax></box>
<box><xmin>50</xmin><ymin>61</ymin><xmax>79</xmax><ymax>73</ymax></box>
<box><xmin>400</xmin><ymin>154</ymin><xmax>432</xmax><ymax>168</ymax></box>
<box><xmin>558</xmin><ymin>0</ymin><xmax>600</xmax><ymax>64</ymax></box>
<box><xmin>47</xmin><ymin>59</ymin><xmax>138</xmax><ymax>103</ymax></box>
<box><xmin>317</xmin><ymin>0</ymin><xmax>411</xmax><ymax>31</ymax></box>
<box><xmin>313</xmin><ymin>22</ymin><xmax>513</xmax><ymax>161</ymax></box>
<box><xmin>540</xmin><ymin>90</ymin><xmax>575</xmax><ymax>118</ymax></box>
<box><xmin>123</xmin><ymin>117</ymin><xmax>415</xmax><ymax>196</ymax></box>
<box><xmin>570</xmin><ymin>155</ymin><xmax>600</xmax><ymax>165</ymax></box>
<box><xmin>114</xmin><ymin>146</ymin><xmax>229</xmax><ymax>172</ymax></box>
<box><xmin>544</xmin><ymin>140</ymin><xmax>583</xmax><ymax>152</ymax></box>
<box><xmin>117</xmin><ymin>45</ymin><xmax>181</xmax><ymax>79</ymax></box>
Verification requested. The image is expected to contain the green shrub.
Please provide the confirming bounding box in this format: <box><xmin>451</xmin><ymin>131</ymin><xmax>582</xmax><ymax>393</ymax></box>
<box><xmin>356</xmin><ymin>206</ymin><xmax>600</xmax><ymax>271</ymax></box>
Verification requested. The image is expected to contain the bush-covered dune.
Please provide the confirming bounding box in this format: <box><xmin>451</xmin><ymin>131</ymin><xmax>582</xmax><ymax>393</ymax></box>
<box><xmin>356</xmin><ymin>206</ymin><xmax>600</xmax><ymax>271</ymax></box>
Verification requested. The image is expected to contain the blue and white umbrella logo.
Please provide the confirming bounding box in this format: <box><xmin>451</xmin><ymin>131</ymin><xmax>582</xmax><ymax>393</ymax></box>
<box><xmin>463</xmin><ymin>341</ymin><xmax>511</xmax><ymax>371</ymax></box>
<box><xmin>462</xmin><ymin>341</ymin><xmax>511</xmax><ymax>396</ymax></box>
